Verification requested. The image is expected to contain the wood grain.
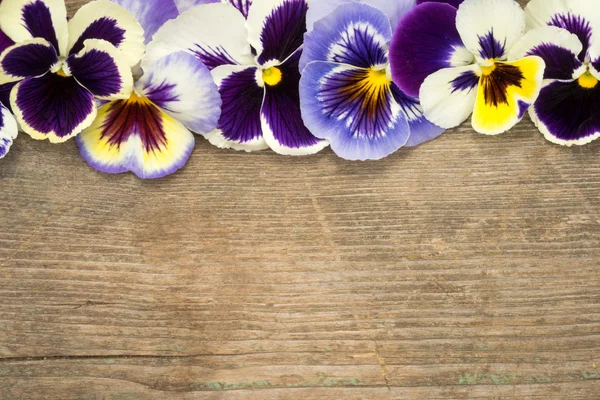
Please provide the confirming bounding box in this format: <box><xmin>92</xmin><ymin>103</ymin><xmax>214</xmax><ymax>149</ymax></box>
<box><xmin>0</xmin><ymin>0</ymin><xmax>599</xmax><ymax>398</ymax></box>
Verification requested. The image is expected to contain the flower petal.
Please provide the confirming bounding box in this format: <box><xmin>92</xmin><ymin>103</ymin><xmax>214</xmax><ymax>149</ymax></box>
<box><xmin>66</xmin><ymin>39</ymin><xmax>133</xmax><ymax>100</ymax></box>
<box><xmin>10</xmin><ymin>74</ymin><xmax>96</xmax><ymax>143</ymax></box>
<box><xmin>306</xmin><ymin>0</ymin><xmax>416</xmax><ymax>34</ymax></box>
<box><xmin>530</xmin><ymin>80</ymin><xmax>600</xmax><ymax>146</ymax></box>
<box><xmin>0</xmin><ymin>82</ymin><xmax>16</xmax><ymax>108</ymax></box>
<box><xmin>392</xmin><ymin>87</ymin><xmax>445</xmax><ymax>147</ymax></box>
<box><xmin>526</xmin><ymin>0</ymin><xmax>600</xmax><ymax>62</ymax></box>
<box><xmin>472</xmin><ymin>56</ymin><xmax>545</xmax><ymax>135</ymax></box>
<box><xmin>67</xmin><ymin>0</ymin><xmax>144</xmax><ymax>67</ymax></box>
<box><xmin>390</xmin><ymin>2</ymin><xmax>473</xmax><ymax>98</ymax></box>
<box><xmin>144</xmin><ymin>3</ymin><xmax>253</xmax><ymax>72</ymax></box>
<box><xmin>456</xmin><ymin>0</ymin><xmax>525</xmax><ymax>63</ymax></box>
<box><xmin>0</xmin><ymin>0</ymin><xmax>68</xmax><ymax>55</ymax></box>
<box><xmin>261</xmin><ymin>50</ymin><xmax>328</xmax><ymax>155</ymax></box>
<box><xmin>419</xmin><ymin>64</ymin><xmax>479</xmax><ymax>129</ymax></box>
<box><xmin>507</xmin><ymin>26</ymin><xmax>584</xmax><ymax>81</ymax></box>
<box><xmin>11</xmin><ymin>74</ymin><xmax>97</xmax><ymax>142</ymax></box>
<box><xmin>300</xmin><ymin>2</ymin><xmax>391</xmax><ymax>72</ymax></box>
<box><xmin>77</xmin><ymin>95</ymin><xmax>196</xmax><ymax>179</ymax></box>
<box><xmin>416</xmin><ymin>0</ymin><xmax>463</xmax><ymax>8</ymax></box>
<box><xmin>0</xmin><ymin>29</ymin><xmax>15</xmax><ymax>54</ymax></box>
<box><xmin>137</xmin><ymin>51</ymin><xmax>221</xmax><ymax>135</ymax></box>
<box><xmin>0</xmin><ymin>38</ymin><xmax>58</xmax><ymax>84</ymax></box>
<box><xmin>0</xmin><ymin>102</ymin><xmax>18</xmax><ymax>159</ymax></box>
<box><xmin>300</xmin><ymin>61</ymin><xmax>408</xmax><ymax>160</ymax></box>
<box><xmin>205</xmin><ymin>65</ymin><xmax>268</xmax><ymax>151</ymax></box>
<box><xmin>246</xmin><ymin>0</ymin><xmax>307</xmax><ymax>66</ymax></box>
<box><xmin>111</xmin><ymin>0</ymin><xmax>179</xmax><ymax>43</ymax></box>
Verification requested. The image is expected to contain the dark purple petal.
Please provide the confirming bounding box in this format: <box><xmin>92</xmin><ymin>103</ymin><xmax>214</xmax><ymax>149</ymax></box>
<box><xmin>262</xmin><ymin>49</ymin><xmax>326</xmax><ymax>153</ymax></box>
<box><xmin>534</xmin><ymin>80</ymin><xmax>600</xmax><ymax>144</ymax></box>
<box><xmin>1</xmin><ymin>40</ymin><xmax>57</xmax><ymax>79</ymax></box>
<box><xmin>217</xmin><ymin>67</ymin><xmax>264</xmax><ymax>143</ymax></box>
<box><xmin>390</xmin><ymin>2</ymin><xmax>468</xmax><ymax>98</ymax></box>
<box><xmin>549</xmin><ymin>13</ymin><xmax>592</xmax><ymax>61</ymax></box>
<box><xmin>256</xmin><ymin>0</ymin><xmax>307</xmax><ymax>65</ymax></box>
<box><xmin>0</xmin><ymin>82</ymin><xmax>16</xmax><ymax>109</ymax></box>
<box><xmin>14</xmin><ymin>74</ymin><xmax>95</xmax><ymax>140</ymax></box>
<box><xmin>66</xmin><ymin>47</ymin><xmax>124</xmax><ymax>98</ymax></box>
<box><xmin>526</xmin><ymin>43</ymin><xmax>583</xmax><ymax>80</ymax></box>
<box><xmin>69</xmin><ymin>17</ymin><xmax>126</xmax><ymax>56</ymax></box>
<box><xmin>416</xmin><ymin>0</ymin><xmax>463</xmax><ymax>8</ymax></box>
<box><xmin>0</xmin><ymin>29</ymin><xmax>14</xmax><ymax>54</ymax></box>
<box><xmin>22</xmin><ymin>0</ymin><xmax>60</xmax><ymax>51</ymax></box>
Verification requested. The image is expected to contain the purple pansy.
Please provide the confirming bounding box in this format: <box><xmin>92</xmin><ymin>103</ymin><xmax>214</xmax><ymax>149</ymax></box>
<box><xmin>145</xmin><ymin>0</ymin><xmax>327</xmax><ymax>155</ymax></box>
<box><xmin>507</xmin><ymin>0</ymin><xmax>600</xmax><ymax>146</ymax></box>
<box><xmin>299</xmin><ymin>0</ymin><xmax>445</xmax><ymax>161</ymax></box>
<box><xmin>0</xmin><ymin>0</ymin><xmax>144</xmax><ymax>143</ymax></box>
<box><xmin>77</xmin><ymin>0</ymin><xmax>221</xmax><ymax>179</ymax></box>
<box><xmin>389</xmin><ymin>0</ymin><xmax>546</xmax><ymax>136</ymax></box>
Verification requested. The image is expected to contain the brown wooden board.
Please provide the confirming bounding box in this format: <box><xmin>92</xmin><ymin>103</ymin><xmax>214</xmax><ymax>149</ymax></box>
<box><xmin>0</xmin><ymin>0</ymin><xmax>599</xmax><ymax>398</ymax></box>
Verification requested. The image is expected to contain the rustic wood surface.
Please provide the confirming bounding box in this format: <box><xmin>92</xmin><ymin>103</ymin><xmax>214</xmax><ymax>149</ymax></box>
<box><xmin>1</xmin><ymin>0</ymin><xmax>599</xmax><ymax>398</ymax></box>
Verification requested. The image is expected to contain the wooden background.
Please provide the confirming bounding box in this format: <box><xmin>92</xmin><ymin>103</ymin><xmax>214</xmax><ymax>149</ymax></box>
<box><xmin>1</xmin><ymin>0</ymin><xmax>599</xmax><ymax>398</ymax></box>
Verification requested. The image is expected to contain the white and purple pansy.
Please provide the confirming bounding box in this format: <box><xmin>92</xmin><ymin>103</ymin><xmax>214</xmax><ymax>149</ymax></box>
<box><xmin>390</xmin><ymin>0</ymin><xmax>546</xmax><ymax>136</ymax></box>
<box><xmin>506</xmin><ymin>0</ymin><xmax>600</xmax><ymax>146</ymax></box>
<box><xmin>0</xmin><ymin>0</ymin><xmax>144</xmax><ymax>143</ymax></box>
<box><xmin>0</xmin><ymin>26</ymin><xmax>17</xmax><ymax>160</ymax></box>
<box><xmin>299</xmin><ymin>0</ymin><xmax>445</xmax><ymax>161</ymax></box>
<box><xmin>145</xmin><ymin>0</ymin><xmax>328</xmax><ymax>155</ymax></box>
<box><xmin>77</xmin><ymin>0</ymin><xmax>222</xmax><ymax>179</ymax></box>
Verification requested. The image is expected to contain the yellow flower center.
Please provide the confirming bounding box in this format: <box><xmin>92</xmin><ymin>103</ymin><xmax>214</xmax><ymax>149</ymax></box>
<box><xmin>55</xmin><ymin>68</ymin><xmax>68</xmax><ymax>77</ymax></box>
<box><xmin>262</xmin><ymin>66</ymin><xmax>282</xmax><ymax>86</ymax></box>
<box><xmin>480</xmin><ymin>64</ymin><xmax>497</xmax><ymax>76</ymax></box>
<box><xmin>578</xmin><ymin>71</ymin><xmax>598</xmax><ymax>89</ymax></box>
<box><xmin>366</xmin><ymin>67</ymin><xmax>389</xmax><ymax>86</ymax></box>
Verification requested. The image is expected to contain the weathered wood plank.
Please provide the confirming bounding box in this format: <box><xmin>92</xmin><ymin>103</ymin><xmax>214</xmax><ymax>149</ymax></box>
<box><xmin>0</xmin><ymin>0</ymin><xmax>599</xmax><ymax>398</ymax></box>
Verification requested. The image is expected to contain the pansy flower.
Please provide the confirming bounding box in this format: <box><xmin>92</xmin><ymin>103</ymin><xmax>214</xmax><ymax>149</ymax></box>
<box><xmin>0</xmin><ymin>29</ymin><xmax>17</xmax><ymax>159</ymax></box>
<box><xmin>77</xmin><ymin>0</ymin><xmax>222</xmax><ymax>179</ymax></box>
<box><xmin>144</xmin><ymin>0</ymin><xmax>328</xmax><ymax>155</ymax></box>
<box><xmin>390</xmin><ymin>0</ymin><xmax>546</xmax><ymax>135</ymax></box>
<box><xmin>507</xmin><ymin>0</ymin><xmax>600</xmax><ymax>146</ymax></box>
<box><xmin>0</xmin><ymin>0</ymin><xmax>144</xmax><ymax>143</ymax></box>
<box><xmin>299</xmin><ymin>0</ymin><xmax>445</xmax><ymax>161</ymax></box>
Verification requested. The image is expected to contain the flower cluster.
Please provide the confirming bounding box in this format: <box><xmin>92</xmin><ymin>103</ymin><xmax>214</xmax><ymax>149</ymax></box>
<box><xmin>0</xmin><ymin>0</ymin><xmax>597</xmax><ymax>178</ymax></box>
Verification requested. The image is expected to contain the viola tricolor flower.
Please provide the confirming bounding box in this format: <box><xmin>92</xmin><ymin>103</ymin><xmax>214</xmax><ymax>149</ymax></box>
<box><xmin>506</xmin><ymin>0</ymin><xmax>600</xmax><ymax>146</ymax></box>
<box><xmin>299</xmin><ymin>0</ymin><xmax>445</xmax><ymax>161</ymax></box>
<box><xmin>390</xmin><ymin>0</ymin><xmax>545</xmax><ymax>135</ymax></box>
<box><xmin>145</xmin><ymin>0</ymin><xmax>328</xmax><ymax>155</ymax></box>
<box><xmin>0</xmin><ymin>0</ymin><xmax>144</xmax><ymax>143</ymax></box>
<box><xmin>0</xmin><ymin>30</ymin><xmax>17</xmax><ymax>159</ymax></box>
<box><xmin>77</xmin><ymin>0</ymin><xmax>221</xmax><ymax>179</ymax></box>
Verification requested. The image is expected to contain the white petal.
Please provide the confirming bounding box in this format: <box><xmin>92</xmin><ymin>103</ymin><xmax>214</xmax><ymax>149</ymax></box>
<box><xmin>456</xmin><ymin>0</ymin><xmax>525</xmax><ymax>64</ymax></box>
<box><xmin>143</xmin><ymin>3</ymin><xmax>254</xmax><ymax>72</ymax></box>
<box><xmin>419</xmin><ymin>64</ymin><xmax>480</xmax><ymax>129</ymax></box>
<box><xmin>67</xmin><ymin>0</ymin><xmax>145</xmax><ymax>67</ymax></box>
